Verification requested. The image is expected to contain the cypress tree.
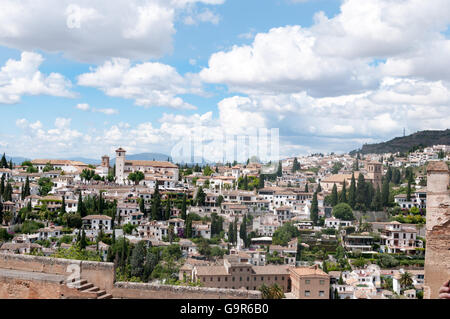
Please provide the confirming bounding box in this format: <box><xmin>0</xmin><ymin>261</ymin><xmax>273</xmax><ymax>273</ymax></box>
<box><xmin>233</xmin><ymin>217</ymin><xmax>238</xmax><ymax>244</ymax></box>
<box><xmin>0</xmin><ymin>201</ymin><xmax>3</xmax><ymax>225</ymax></box>
<box><xmin>339</xmin><ymin>182</ymin><xmax>347</xmax><ymax>203</ymax></box>
<box><xmin>181</xmin><ymin>193</ymin><xmax>187</xmax><ymax>221</ymax></box>
<box><xmin>9</xmin><ymin>160</ymin><xmax>13</xmax><ymax>170</ymax></box>
<box><xmin>24</xmin><ymin>176</ymin><xmax>30</xmax><ymax>198</ymax></box>
<box><xmin>0</xmin><ymin>175</ymin><xmax>5</xmax><ymax>198</ymax></box>
<box><xmin>151</xmin><ymin>184</ymin><xmax>161</xmax><ymax>220</ymax></box>
<box><xmin>277</xmin><ymin>161</ymin><xmax>282</xmax><ymax>177</ymax></box>
<box><xmin>61</xmin><ymin>196</ymin><xmax>66</xmax><ymax>214</ymax></box>
<box><xmin>165</xmin><ymin>198</ymin><xmax>171</xmax><ymax>221</ymax></box>
<box><xmin>228</xmin><ymin>222</ymin><xmax>234</xmax><ymax>243</ymax></box>
<box><xmin>99</xmin><ymin>191</ymin><xmax>104</xmax><ymax>215</ymax></box>
<box><xmin>355</xmin><ymin>173</ymin><xmax>366</xmax><ymax>210</ymax></box>
<box><xmin>406</xmin><ymin>180</ymin><xmax>411</xmax><ymax>201</ymax></box>
<box><xmin>0</xmin><ymin>153</ymin><xmax>7</xmax><ymax>168</ymax></box>
<box><xmin>317</xmin><ymin>183</ymin><xmax>322</xmax><ymax>193</ymax></box>
<box><xmin>305</xmin><ymin>183</ymin><xmax>309</xmax><ymax>192</ymax></box>
<box><xmin>348</xmin><ymin>173</ymin><xmax>356</xmax><ymax>209</ymax></box>
<box><xmin>239</xmin><ymin>215</ymin><xmax>247</xmax><ymax>248</ymax></box>
<box><xmin>185</xmin><ymin>214</ymin><xmax>192</xmax><ymax>238</ymax></box>
<box><xmin>372</xmin><ymin>186</ymin><xmax>383</xmax><ymax>211</ymax></box>
<box><xmin>4</xmin><ymin>183</ymin><xmax>12</xmax><ymax>201</ymax></box>
<box><xmin>258</xmin><ymin>175</ymin><xmax>265</xmax><ymax>189</ymax></box>
<box><xmin>381</xmin><ymin>178</ymin><xmax>390</xmax><ymax>207</ymax></box>
<box><xmin>310</xmin><ymin>191</ymin><xmax>319</xmax><ymax>225</ymax></box>
<box><xmin>331</xmin><ymin>184</ymin><xmax>338</xmax><ymax>207</ymax></box>
<box><xmin>139</xmin><ymin>197</ymin><xmax>145</xmax><ymax>216</ymax></box>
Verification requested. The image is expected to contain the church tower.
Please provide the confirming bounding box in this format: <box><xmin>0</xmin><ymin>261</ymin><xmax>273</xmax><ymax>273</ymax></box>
<box><xmin>366</xmin><ymin>162</ymin><xmax>382</xmax><ymax>190</ymax></box>
<box><xmin>115</xmin><ymin>147</ymin><xmax>126</xmax><ymax>184</ymax></box>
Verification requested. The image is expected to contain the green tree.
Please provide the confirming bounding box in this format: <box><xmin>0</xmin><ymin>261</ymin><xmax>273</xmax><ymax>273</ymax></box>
<box><xmin>381</xmin><ymin>178</ymin><xmax>390</xmax><ymax>207</ymax></box>
<box><xmin>128</xmin><ymin>171</ymin><xmax>145</xmax><ymax>185</ymax></box>
<box><xmin>339</xmin><ymin>182</ymin><xmax>347</xmax><ymax>203</ymax></box>
<box><xmin>165</xmin><ymin>198</ymin><xmax>171</xmax><ymax>221</ymax></box>
<box><xmin>277</xmin><ymin>161</ymin><xmax>282</xmax><ymax>177</ymax></box>
<box><xmin>332</xmin><ymin>203</ymin><xmax>354</xmax><ymax>221</ymax></box>
<box><xmin>185</xmin><ymin>214</ymin><xmax>193</xmax><ymax>238</ymax></box>
<box><xmin>292</xmin><ymin>157</ymin><xmax>301</xmax><ymax>172</ymax></box>
<box><xmin>239</xmin><ymin>215</ymin><xmax>248</xmax><ymax>247</ymax></box>
<box><xmin>355</xmin><ymin>173</ymin><xmax>366</xmax><ymax>210</ymax></box>
<box><xmin>310</xmin><ymin>191</ymin><xmax>319</xmax><ymax>225</ymax></box>
<box><xmin>139</xmin><ymin>197</ymin><xmax>146</xmax><ymax>216</ymax></box>
<box><xmin>77</xmin><ymin>192</ymin><xmax>87</xmax><ymax>218</ymax></box>
<box><xmin>331</xmin><ymin>184</ymin><xmax>338</xmax><ymax>207</ymax></box>
<box><xmin>406</xmin><ymin>180</ymin><xmax>412</xmax><ymax>201</ymax></box>
<box><xmin>37</xmin><ymin>177</ymin><xmax>53</xmax><ymax>196</ymax></box>
<box><xmin>130</xmin><ymin>241</ymin><xmax>147</xmax><ymax>278</ymax></box>
<box><xmin>399</xmin><ymin>271</ymin><xmax>413</xmax><ymax>289</ymax></box>
<box><xmin>181</xmin><ymin>193</ymin><xmax>187</xmax><ymax>221</ymax></box>
<box><xmin>348</xmin><ymin>173</ymin><xmax>356</xmax><ymax>208</ymax></box>
<box><xmin>151</xmin><ymin>184</ymin><xmax>161</xmax><ymax>220</ymax></box>
<box><xmin>0</xmin><ymin>153</ymin><xmax>7</xmax><ymax>168</ymax></box>
<box><xmin>80</xmin><ymin>169</ymin><xmax>95</xmax><ymax>182</ymax></box>
<box><xmin>195</xmin><ymin>186</ymin><xmax>206</xmax><ymax>206</ymax></box>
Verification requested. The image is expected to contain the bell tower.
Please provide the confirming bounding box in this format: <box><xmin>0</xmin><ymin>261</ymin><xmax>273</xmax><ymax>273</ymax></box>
<box><xmin>115</xmin><ymin>147</ymin><xmax>126</xmax><ymax>184</ymax></box>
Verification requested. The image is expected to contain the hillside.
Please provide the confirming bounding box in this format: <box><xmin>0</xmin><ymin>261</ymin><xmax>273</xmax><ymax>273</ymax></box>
<box><xmin>351</xmin><ymin>129</ymin><xmax>450</xmax><ymax>154</ymax></box>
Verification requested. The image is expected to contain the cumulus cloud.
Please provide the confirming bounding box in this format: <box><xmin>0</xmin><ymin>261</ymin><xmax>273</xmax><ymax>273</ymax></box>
<box><xmin>0</xmin><ymin>52</ymin><xmax>74</xmax><ymax>104</ymax></box>
<box><xmin>200</xmin><ymin>0</ymin><xmax>450</xmax><ymax>98</ymax></box>
<box><xmin>0</xmin><ymin>0</ymin><xmax>225</xmax><ymax>62</ymax></box>
<box><xmin>75</xmin><ymin>103</ymin><xmax>118</xmax><ymax>115</ymax></box>
<box><xmin>77</xmin><ymin>58</ymin><xmax>201</xmax><ymax>109</ymax></box>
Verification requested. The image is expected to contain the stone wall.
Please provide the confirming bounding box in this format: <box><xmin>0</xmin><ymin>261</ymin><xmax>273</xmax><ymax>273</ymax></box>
<box><xmin>0</xmin><ymin>253</ymin><xmax>262</xmax><ymax>299</ymax></box>
<box><xmin>0</xmin><ymin>269</ymin><xmax>96</xmax><ymax>299</ymax></box>
<box><xmin>0</xmin><ymin>253</ymin><xmax>115</xmax><ymax>292</ymax></box>
<box><xmin>424</xmin><ymin>162</ymin><xmax>450</xmax><ymax>299</ymax></box>
<box><xmin>112</xmin><ymin>282</ymin><xmax>262</xmax><ymax>299</ymax></box>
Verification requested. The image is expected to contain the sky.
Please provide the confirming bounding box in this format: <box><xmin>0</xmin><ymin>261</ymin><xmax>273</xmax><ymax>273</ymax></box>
<box><xmin>1</xmin><ymin>0</ymin><xmax>450</xmax><ymax>162</ymax></box>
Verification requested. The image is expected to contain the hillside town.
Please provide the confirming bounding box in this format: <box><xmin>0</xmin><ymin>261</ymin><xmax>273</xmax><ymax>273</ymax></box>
<box><xmin>0</xmin><ymin>144</ymin><xmax>448</xmax><ymax>299</ymax></box>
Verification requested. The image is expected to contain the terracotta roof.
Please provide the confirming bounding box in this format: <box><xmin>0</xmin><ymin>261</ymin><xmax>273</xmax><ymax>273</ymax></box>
<box><xmin>427</xmin><ymin>161</ymin><xmax>449</xmax><ymax>172</ymax></box>
<box><xmin>195</xmin><ymin>265</ymin><xmax>229</xmax><ymax>276</ymax></box>
<box><xmin>290</xmin><ymin>266</ymin><xmax>329</xmax><ymax>277</ymax></box>
<box><xmin>253</xmin><ymin>265</ymin><xmax>291</xmax><ymax>275</ymax></box>
<box><xmin>82</xmin><ymin>215</ymin><xmax>112</xmax><ymax>220</ymax></box>
<box><xmin>125</xmin><ymin>160</ymin><xmax>178</xmax><ymax>168</ymax></box>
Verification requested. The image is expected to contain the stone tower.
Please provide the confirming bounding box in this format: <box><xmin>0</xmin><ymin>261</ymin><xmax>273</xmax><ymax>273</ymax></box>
<box><xmin>424</xmin><ymin>161</ymin><xmax>450</xmax><ymax>299</ymax></box>
<box><xmin>115</xmin><ymin>147</ymin><xmax>126</xmax><ymax>184</ymax></box>
<box><xmin>101</xmin><ymin>155</ymin><xmax>110</xmax><ymax>168</ymax></box>
<box><xmin>366</xmin><ymin>162</ymin><xmax>382</xmax><ymax>190</ymax></box>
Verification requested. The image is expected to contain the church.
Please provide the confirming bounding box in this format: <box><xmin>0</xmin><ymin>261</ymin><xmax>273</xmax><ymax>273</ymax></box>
<box><xmin>114</xmin><ymin>147</ymin><xmax>179</xmax><ymax>185</ymax></box>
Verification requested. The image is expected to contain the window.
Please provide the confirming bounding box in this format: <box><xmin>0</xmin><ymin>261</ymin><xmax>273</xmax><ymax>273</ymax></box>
<box><xmin>319</xmin><ymin>291</ymin><xmax>325</xmax><ymax>297</ymax></box>
<box><xmin>320</xmin><ymin>280</ymin><xmax>325</xmax><ymax>285</ymax></box>
<box><xmin>305</xmin><ymin>291</ymin><xmax>310</xmax><ymax>297</ymax></box>
<box><xmin>240</xmin><ymin>277</ymin><xmax>242</xmax><ymax>281</ymax></box>
<box><xmin>305</xmin><ymin>280</ymin><xmax>310</xmax><ymax>284</ymax></box>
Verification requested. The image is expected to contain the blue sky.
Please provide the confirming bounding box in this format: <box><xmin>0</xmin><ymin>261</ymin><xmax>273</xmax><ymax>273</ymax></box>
<box><xmin>1</xmin><ymin>0</ymin><xmax>450</xmax><ymax>161</ymax></box>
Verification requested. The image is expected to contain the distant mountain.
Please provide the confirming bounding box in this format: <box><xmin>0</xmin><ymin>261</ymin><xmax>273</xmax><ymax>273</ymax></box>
<box><xmin>351</xmin><ymin>129</ymin><xmax>450</xmax><ymax>154</ymax></box>
<box><xmin>5</xmin><ymin>156</ymin><xmax>31</xmax><ymax>165</ymax></box>
<box><xmin>68</xmin><ymin>157</ymin><xmax>101</xmax><ymax>165</ymax></box>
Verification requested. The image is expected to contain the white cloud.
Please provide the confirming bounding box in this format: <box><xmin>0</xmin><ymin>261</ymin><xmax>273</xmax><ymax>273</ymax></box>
<box><xmin>78</xmin><ymin>58</ymin><xmax>201</xmax><ymax>109</ymax></box>
<box><xmin>76</xmin><ymin>103</ymin><xmax>90</xmax><ymax>111</ymax></box>
<box><xmin>75</xmin><ymin>103</ymin><xmax>119</xmax><ymax>115</ymax></box>
<box><xmin>0</xmin><ymin>52</ymin><xmax>74</xmax><ymax>104</ymax></box>
<box><xmin>200</xmin><ymin>0</ymin><xmax>450</xmax><ymax>98</ymax></box>
<box><xmin>0</xmin><ymin>0</ymin><xmax>225</xmax><ymax>62</ymax></box>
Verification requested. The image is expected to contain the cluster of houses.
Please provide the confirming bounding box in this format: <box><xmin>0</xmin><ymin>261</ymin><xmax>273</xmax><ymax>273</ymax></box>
<box><xmin>1</xmin><ymin>145</ymin><xmax>444</xmax><ymax>299</ymax></box>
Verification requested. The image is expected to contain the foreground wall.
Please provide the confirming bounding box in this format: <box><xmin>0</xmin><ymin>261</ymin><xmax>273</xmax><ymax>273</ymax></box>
<box><xmin>0</xmin><ymin>253</ymin><xmax>115</xmax><ymax>292</ymax></box>
<box><xmin>0</xmin><ymin>271</ymin><xmax>96</xmax><ymax>299</ymax></box>
<box><xmin>425</xmin><ymin>162</ymin><xmax>450</xmax><ymax>299</ymax></box>
<box><xmin>0</xmin><ymin>253</ymin><xmax>262</xmax><ymax>299</ymax></box>
<box><xmin>112</xmin><ymin>282</ymin><xmax>262</xmax><ymax>299</ymax></box>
